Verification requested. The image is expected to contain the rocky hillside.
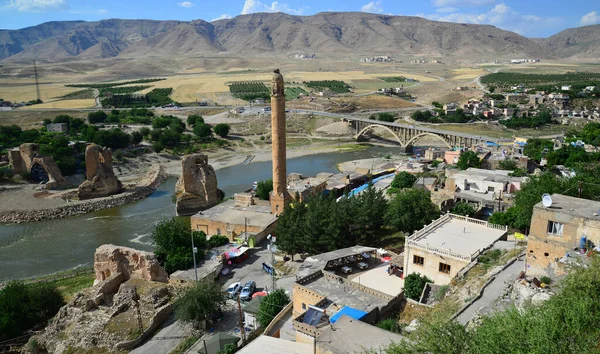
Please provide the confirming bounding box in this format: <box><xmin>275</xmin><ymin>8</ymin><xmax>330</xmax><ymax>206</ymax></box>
<box><xmin>0</xmin><ymin>12</ymin><xmax>597</xmax><ymax>62</ymax></box>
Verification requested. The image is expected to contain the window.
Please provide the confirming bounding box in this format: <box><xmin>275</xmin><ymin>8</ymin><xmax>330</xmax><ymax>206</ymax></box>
<box><xmin>302</xmin><ymin>303</ymin><xmax>306</xmax><ymax>310</ymax></box>
<box><xmin>439</xmin><ymin>263</ymin><xmax>451</xmax><ymax>274</ymax></box>
<box><xmin>547</xmin><ymin>221</ymin><xmax>564</xmax><ymax>236</ymax></box>
<box><xmin>216</xmin><ymin>228</ymin><xmax>221</xmax><ymax>235</ymax></box>
<box><xmin>413</xmin><ymin>255</ymin><xmax>424</xmax><ymax>266</ymax></box>
<box><xmin>488</xmin><ymin>186</ymin><xmax>495</xmax><ymax>192</ymax></box>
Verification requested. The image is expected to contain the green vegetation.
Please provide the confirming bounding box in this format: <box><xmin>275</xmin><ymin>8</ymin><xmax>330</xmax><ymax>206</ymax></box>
<box><xmin>385</xmin><ymin>255</ymin><xmax>600</xmax><ymax>354</ymax></box>
<box><xmin>101</xmin><ymin>88</ymin><xmax>174</xmax><ymax>108</ymax></box>
<box><xmin>568</xmin><ymin>121</ymin><xmax>600</xmax><ymax>147</ymax></box>
<box><xmin>229</xmin><ymin>81</ymin><xmax>269</xmax><ymax>101</ymax></box>
<box><xmin>286</xmin><ymin>87</ymin><xmax>309</xmax><ymax>100</ymax></box>
<box><xmin>385</xmin><ymin>189</ymin><xmax>440</xmax><ymax>234</ymax></box>
<box><xmin>217</xmin><ymin>344</ymin><xmax>238</xmax><ymax>354</ymax></box>
<box><xmin>377</xmin><ymin>318</ymin><xmax>402</xmax><ymax>334</ymax></box>
<box><xmin>379</xmin><ymin>76</ymin><xmax>410</xmax><ymax>83</ymax></box>
<box><xmin>59</xmin><ymin>89</ymin><xmax>94</xmax><ymax>99</ymax></box>
<box><xmin>174</xmin><ymin>279</ymin><xmax>226</xmax><ymax>329</ymax></box>
<box><xmin>213</xmin><ymin>123</ymin><xmax>231</xmax><ymax>138</ymax></box>
<box><xmin>151</xmin><ymin>217</ymin><xmax>207</xmax><ymax>274</ymax></box>
<box><xmin>388</xmin><ymin>171</ymin><xmax>417</xmax><ymax>194</ymax></box>
<box><xmin>457</xmin><ymin>150</ymin><xmax>481</xmax><ymax>170</ymax></box>
<box><xmin>258</xmin><ymin>289</ymin><xmax>290</xmax><ymax>328</ymax></box>
<box><xmin>540</xmin><ymin>276</ymin><xmax>552</xmax><ymax>285</ymax></box>
<box><xmin>66</xmin><ymin>78</ymin><xmax>166</xmax><ymax>89</ymax></box>
<box><xmin>52</xmin><ymin>274</ymin><xmax>95</xmax><ymax>302</ymax></box>
<box><xmin>256</xmin><ymin>179</ymin><xmax>273</xmax><ymax>200</ymax></box>
<box><xmin>411</xmin><ymin>109</ymin><xmax>476</xmax><ymax>124</ymax></box>
<box><xmin>433</xmin><ymin>285</ymin><xmax>449</xmax><ymax>302</ymax></box>
<box><xmin>169</xmin><ymin>336</ymin><xmax>199</xmax><ymax>354</ymax></box>
<box><xmin>193</xmin><ymin>123</ymin><xmax>213</xmax><ymax>138</ymax></box>
<box><xmin>500</xmin><ymin>109</ymin><xmax>557</xmax><ymax>129</ymax></box>
<box><xmin>369</xmin><ymin>112</ymin><xmax>396</xmax><ymax>122</ymax></box>
<box><xmin>403</xmin><ymin>273</ymin><xmax>432</xmax><ymax>301</ymax></box>
<box><xmin>304</xmin><ymin>80</ymin><xmax>351</xmax><ymax>93</ymax></box>
<box><xmin>99</xmin><ymin>85</ymin><xmax>151</xmax><ymax>96</ymax></box>
<box><xmin>186</xmin><ymin>115</ymin><xmax>204</xmax><ymax>127</ymax></box>
<box><xmin>207</xmin><ymin>235</ymin><xmax>230</xmax><ymax>249</ymax></box>
<box><xmin>451</xmin><ymin>202</ymin><xmax>476</xmax><ymax>217</ymax></box>
<box><xmin>481</xmin><ymin>72</ymin><xmax>600</xmax><ymax>94</ymax></box>
<box><xmin>0</xmin><ymin>281</ymin><xmax>65</xmax><ymax>341</ymax></box>
<box><xmin>523</xmin><ymin>138</ymin><xmax>555</xmax><ymax>163</ymax></box>
<box><xmin>478</xmin><ymin>249</ymin><xmax>502</xmax><ymax>266</ymax></box>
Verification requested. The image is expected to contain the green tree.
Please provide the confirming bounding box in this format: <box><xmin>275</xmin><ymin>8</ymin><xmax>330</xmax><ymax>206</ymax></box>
<box><xmin>403</xmin><ymin>273</ymin><xmax>432</xmax><ymax>301</ymax></box>
<box><xmin>523</xmin><ymin>138</ymin><xmax>554</xmax><ymax>163</ymax></box>
<box><xmin>193</xmin><ymin>123</ymin><xmax>212</xmax><ymax>138</ymax></box>
<box><xmin>255</xmin><ymin>179</ymin><xmax>273</xmax><ymax>200</ymax></box>
<box><xmin>451</xmin><ymin>201</ymin><xmax>476</xmax><ymax>217</ymax></box>
<box><xmin>0</xmin><ymin>282</ymin><xmax>64</xmax><ymax>341</ymax></box>
<box><xmin>131</xmin><ymin>131</ymin><xmax>143</xmax><ymax>145</ymax></box>
<box><xmin>275</xmin><ymin>198</ymin><xmax>307</xmax><ymax>259</ymax></box>
<box><xmin>488</xmin><ymin>207</ymin><xmax>518</xmax><ymax>226</ymax></box>
<box><xmin>217</xmin><ymin>344</ymin><xmax>238</xmax><ymax>354</ymax></box>
<box><xmin>152</xmin><ymin>141</ymin><xmax>164</xmax><ymax>153</ymax></box>
<box><xmin>457</xmin><ymin>150</ymin><xmax>481</xmax><ymax>170</ymax></box>
<box><xmin>174</xmin><ymin>279</ymin><xmax>226</xmax><ymax>329</ymax></box>
<box><xmin>386</xmin><ymin>189</ymin><xmax>440</xmax><ymax>233</ymax></box>
<box><xmin>151</xmin><ymin>217</ymin><xmax>207</xmax><ymax>273</ymax></box>
<box><xmin>213</xmin><ymin>123</ymin><xmax>231</xmax><ymax>138</ymax></box>
<box><xmin>258</xmin><ymin>289</ymin><xmax>290</xmax><ymax>328</ymax></box>
<box><xmin>498</xmin><ymin>158</ymin><xmax>518</xmax><ymax>171</ymax></box>
<box><xmin>87</xmin><ymin>111</ymin><xmax>107</xmax><ymax>124</ymax></box>
<box><xmin>349</xmin><ymin>184</ymin><xmax>388</xmax><ymax>245</ymax></box>
<box><xmin>512</xmin><ymin>172</ymin><xmax>566</xmax><ymax>230</ymax></box>
<box><xmin>186</xmin><ymin>115</ymin><xmax>204</xmax><ymax>127</ymax></box>
<box><xmin>389</xmin><ymin>171</ymin><xmax>417</xmax><ymax>192</ymax></box>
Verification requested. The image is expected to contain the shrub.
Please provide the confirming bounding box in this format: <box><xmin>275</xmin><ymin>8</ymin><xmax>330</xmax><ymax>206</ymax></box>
<box><xmin>256</xmin><ymin>179</ymin><xmax>273</xmax><ymax>200</ymax></box>
<box><xmin>152</xmin><ymin>217</ymin><xmax>207</xmax><ymax>274</ymax></box>
<box><xmin>213</xmin><ymin>123</ymin><xmax>230</xmax><ymax>138</ymax></box>
<box><xmin>193</xmin><ymin>123</ymin><xmax>212</xmax><ymax>138</ymax></box>
<box><xmin>88</xmin><ymin>111</ymin><xmax>107</xmax><ymax>124</ymax></box>
<box><xmin>404</xmin><ymin>273</ymin><xmax>432</xmax><ymax>301</ymax></box>
<box><xmin>207</xmin><ymin>235</ymin><xmax>230</xmax><ymax>249</ymax></box>
<box><xmin>377</xmin><ymin>318</ymin><xmax>402</xmax><ymax>333</ymax></box>
<box><xmin>478</xmin><ymin>249</ymin><xmax>502</xmax><ymax>264</ymax></box>
<box><xmin>152</xmin><ymin>142</ymin><xmax>164</xmax><ymax>153</ymax></box>
<box><xmin>540</xmin><ymin>276</ymin><xmax>552</xmax><ymax>285</ymax></box>
<box><xmin>433</xmin><ymin>285</ymin><xmax>449</xmax><ymax>301</ymax></box>
<box><xmin>258</xmin><ymin>289</ymin><xmax>290</xmax><ymax>328</ymax></box>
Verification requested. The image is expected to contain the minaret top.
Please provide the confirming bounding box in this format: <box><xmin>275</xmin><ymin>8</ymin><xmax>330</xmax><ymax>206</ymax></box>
<box><xmin>271</xmin><ymin>69</ymin><xmax>284</xmax><ymax>97</ymax></box>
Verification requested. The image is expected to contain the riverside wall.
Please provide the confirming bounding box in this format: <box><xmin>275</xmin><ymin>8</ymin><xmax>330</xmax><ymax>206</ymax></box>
<box><xmin>0</xmin><ymin>165</ymin><xmax>166</xmax><ymax>224</ymax></box>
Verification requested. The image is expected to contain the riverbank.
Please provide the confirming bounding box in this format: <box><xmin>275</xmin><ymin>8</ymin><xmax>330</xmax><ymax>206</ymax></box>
<box><xmin>0</xmin><ymin>165</ymin><xmax>166</xmax><ymax>224</ymax></box>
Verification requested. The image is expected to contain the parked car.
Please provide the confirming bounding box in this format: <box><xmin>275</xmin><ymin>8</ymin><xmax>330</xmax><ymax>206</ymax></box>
<box><xmin>240</xmin><ymin>281</ymin><xmax>256</xmax><ymax>300</ymax></box>
<box><xmin>227</xmin><ymin>282</ymin><xmax>242</xmax><ymax>298</ymax></box>
<box><xmin>341</xmin><ymin>266</ymin><xmax>352</xmax><ymax>274</ymax></box>
<box><xmin>357</xmin><ymin>262</ymin><xmax>369</xmax><ymax>270</ymax></box>
<box><xmin>262</xmin><ymin>107</ymin><xmax>271</xmax><ymax>112</ymax></box>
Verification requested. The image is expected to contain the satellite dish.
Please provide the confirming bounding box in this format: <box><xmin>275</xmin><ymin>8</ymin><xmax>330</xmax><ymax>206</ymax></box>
<box><xmin>542</xmin><ymin>194</ymin><xmax>553</xmax><ymax>208</ymax></box>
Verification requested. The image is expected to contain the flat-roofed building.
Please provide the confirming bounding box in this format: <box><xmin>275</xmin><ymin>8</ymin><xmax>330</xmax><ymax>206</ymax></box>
<box><xmin>236</xmin><ymin>335</ymin><xmax>311</xmax><ymax>354</ymax></box>
<box><xmin>527</xmin><ymin>194</ymin><xmax>600</xmax><ymax>276</ymax></box>
<box><xmin>403</xmin><ymin>213</ymin><xmax>507</xmax><ymax>284</ymax></box>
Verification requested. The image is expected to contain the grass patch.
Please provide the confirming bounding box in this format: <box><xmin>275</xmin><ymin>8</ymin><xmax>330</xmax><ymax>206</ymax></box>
<box><xmin>335</xmin><ymin>143</ymin><xmax>371</xmax><ymax>152</ymax></box>
<box><xmin>286</xmin><ymin>87</ymin><xmax>309</xmax><ymax>100</ymax></box>
<box><xmin>52</xmin><ymin>274</ymin><xmax>95</xmax><ymax>302</ymax></box>
<box><xmin>59</xmin><ymin>89</ymin><xmax>94</xmax><ymax>100</ymax></box>
<box><xmin>169</xmin><ymin>335</ymin><xmax>199</xmax><ymax>354</ymax></box>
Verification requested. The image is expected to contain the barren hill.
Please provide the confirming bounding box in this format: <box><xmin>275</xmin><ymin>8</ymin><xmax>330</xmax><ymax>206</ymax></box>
<box><xmin>0</xmin><ymin>12</ymin><xmax>597</xmax><ymax>62</ymax></box>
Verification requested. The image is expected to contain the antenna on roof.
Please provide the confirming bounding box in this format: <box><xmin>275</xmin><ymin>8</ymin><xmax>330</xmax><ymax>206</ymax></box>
<box><xmin>542</xmin><ymin>194</ymin><xmax>553</xmax><ymax>208</ymax></box>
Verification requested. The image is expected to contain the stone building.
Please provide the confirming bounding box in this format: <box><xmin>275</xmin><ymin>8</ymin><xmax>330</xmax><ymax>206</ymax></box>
<box><xmin>46</xmin><ymin>123</ymin><xmax>69</xmax><ymax>133</ymax></box>
<box><xmin>78</xmin><ymin>144</ymin><xmax>122</xmax><ymax>200</ymax></box>
<box><xmin>175</xmin><ymin>153</ymin><xmax>219</xmax><ymax>216</ymax></box>
<box><xmin>526</xmin><ymin>194</ymin><xmax>600</xmax><ymax>276</ymax></box>
<box><xmin>93</xmin><ymin>244</ymin><xmax>168</xmax><ymax>285</ymax></box>
<box><xmin>403</xmin><ymin>213</ymin><xmax>507</xmax><ymax>285</ymax></box>
<box><xmin>8</xmin><ymin>143</ymin><xmax>66</xmax><ymax>189</ymax></box>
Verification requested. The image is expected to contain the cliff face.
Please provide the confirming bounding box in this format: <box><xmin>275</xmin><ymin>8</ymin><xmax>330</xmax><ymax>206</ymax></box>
<box><xmin>4</xmin><ymin>12</ymin><xmax>596</xmax><ymax>62</ymax></box>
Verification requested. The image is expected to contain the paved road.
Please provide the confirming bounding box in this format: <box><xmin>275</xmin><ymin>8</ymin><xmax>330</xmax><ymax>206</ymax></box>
<box><xmin>130</xmin><ymin>315</ymin><xmax>190</xmax><ymax>354</ymax></box>
<box><xmin>455</xmin><ymin>256</ymin><xmax>525</xmax><ymax>325</ymax></box>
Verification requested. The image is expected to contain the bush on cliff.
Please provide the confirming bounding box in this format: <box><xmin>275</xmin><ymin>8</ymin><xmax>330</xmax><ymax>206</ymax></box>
<box><xmin>152</xmin><ymin>217</ymin><xmax>207</xmax><ymax>274</ymax></box>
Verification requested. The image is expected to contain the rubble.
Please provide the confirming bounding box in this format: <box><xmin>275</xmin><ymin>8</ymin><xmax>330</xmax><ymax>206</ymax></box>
<box><xmin>77</xmin><ymin>144</ymin><xmax>123</xmax><ymax>200</ymax></box>
<box><xmin>175</xmin><ymin>153</ymin><xmax>219</xmax><ymax>216</ymax></box>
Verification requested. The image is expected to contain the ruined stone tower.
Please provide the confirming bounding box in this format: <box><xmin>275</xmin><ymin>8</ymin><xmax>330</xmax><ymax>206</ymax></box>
<box><xmin>269</xmin><ymin>69</ymin><xmax>290</xmax><ymax>215</ymax></box>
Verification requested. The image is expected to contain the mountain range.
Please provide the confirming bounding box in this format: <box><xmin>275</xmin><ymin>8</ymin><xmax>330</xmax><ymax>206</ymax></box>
<box><xmin>0</xmin><ymin>12</ymin><xmax>598</xmax><ymax>62</ymax></box>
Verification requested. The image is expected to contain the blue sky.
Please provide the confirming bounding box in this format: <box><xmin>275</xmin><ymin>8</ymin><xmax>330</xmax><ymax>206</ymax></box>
<box><xmin>0</xmin><ymin>0</ymin><xmax>598</xmax><ymax>37</ymax></box>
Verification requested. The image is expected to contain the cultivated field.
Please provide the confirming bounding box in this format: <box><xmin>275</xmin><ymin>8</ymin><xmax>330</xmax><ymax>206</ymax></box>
<box><xmin>451</xmin><ymin>68</ymin><xmax>488</xmax><ymax>80</ymax></box>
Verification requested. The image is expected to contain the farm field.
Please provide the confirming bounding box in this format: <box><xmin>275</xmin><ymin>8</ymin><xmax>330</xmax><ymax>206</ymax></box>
<box><xmin>20</xmin><ymin>99</ymin><xmax>96</xmax><ymax>109</ymax></box>
<box><xmin>451</xmin><ymin>68</ymin><xmax>488</xmax><ymax>80</ymax></box>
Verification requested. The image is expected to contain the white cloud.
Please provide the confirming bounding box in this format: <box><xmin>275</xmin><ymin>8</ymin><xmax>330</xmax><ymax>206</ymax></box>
<box><xmin>361</xmin><ymin>1</ymin><xmax>383</xmax><ymax>14</ymax></box>
<box><xmin>8</xmin><ymin>0</ymin><xmax>67</xmax><ymax>12</ymax></box>
<box><xmin>422</xmin><ymin>3</ymin><xmax>562</xmax><ymax>36</ymax></box>
<box><xmin>432</xmin><ymin>0</ymin><xmax>495</xmax><ymax>7</ymax></box>
<box><xmin>580</xmin><ymin>11</ymin><xmax>600</xmax><ymax>26</ymax></box>
<box><xmin>212</xmin><ymin>14</ymin><xmax>232</xmax><ymax>21</ymax></box>
<box><xmin>241</xmin><ymin>0</ymin><xmax>304</xmax><ymax>15</ymax></box>
<box><xmin>178</xmin><ymin>1</ymin><xmax>194</xmax><ymax>8</ymax></box>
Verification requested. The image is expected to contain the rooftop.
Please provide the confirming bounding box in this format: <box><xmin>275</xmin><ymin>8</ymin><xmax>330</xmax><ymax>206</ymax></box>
<box><xmin>350</xmin><ymin>263</ymin><xmax>404</xmax><ymax>296</ymax></box>
<box><xmin>316</xmin><ymin>315</ymin><xmax>405</xmax><ymax>354</ymax></box>
<box><xmin>191</xmin><ymin>199</ymin><xmax>276</xmax><ymax>228</ymax></box>
<box><xmin>450</xmin><ymin>167</ymin><xmax>524</xmax><ymax>183</ymax></box>
<box><xmin>297</xmin><ymin>246</ymin><xmax>377</xmax><ymax>278</ymax></box>
<box><xmin>534</xmin><ymin>194</ymin><xmax>600</xmax><ymax>221</ymax></box>
<box><xmin>407</xmin><ymin>214</ymin><xmax>507</xmax><ymax>261</ymax></box>
<box><xmin>236</xmin><ymin>335</ymin><xmax>311</xmax><ymax>354</ymax></box>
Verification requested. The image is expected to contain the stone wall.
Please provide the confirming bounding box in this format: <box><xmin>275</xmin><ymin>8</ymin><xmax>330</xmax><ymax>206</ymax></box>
<box><xmin>93</xmin><ymin>244</ymin><xmax>168</xmax><ymax>285</ymax></box>
<box><xmin>78</xmin><ymin>144</ymin><xmax>123</xmax><ymax>200</ymax></box>
<box><xmin>175</xmin><ymin>154</ymin><xmax>219</xmax><ymax>216</ymax></box>
<box><xmin>0</xmin><ymin>164</ymin><xmax>165</xmax><ymax>224</ymax></box>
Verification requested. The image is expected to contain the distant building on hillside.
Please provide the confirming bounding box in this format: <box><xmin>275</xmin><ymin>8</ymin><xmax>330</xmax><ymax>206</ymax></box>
<box><xmin>46</xmin><ymin>123</ymin><xmax>69</xmax><ymax>133</ymax></box>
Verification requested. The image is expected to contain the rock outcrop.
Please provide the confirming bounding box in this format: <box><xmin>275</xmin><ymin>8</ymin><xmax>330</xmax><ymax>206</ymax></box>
<box><xmin>93</xmin><ymin>244</ymin><xmax>168</xmax><ymax>285</ymax></box>
<box><xmin>175</xmin><ymin>153</ymin><xmax>219</xmax><ymax>216</ymax></box>
<box><xmin>78</xmin><ymin>144</ymin><xmax>123</xmax><ymax>200</ymax></box>
<box><xmin>8</xmin><ymin>143</ymin><xmax>66</xmax><ymax>189</ymax></box>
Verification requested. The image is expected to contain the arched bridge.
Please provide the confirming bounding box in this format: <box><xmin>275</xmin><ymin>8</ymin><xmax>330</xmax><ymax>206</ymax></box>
<box><xmin>347</xmin><ymin>117</ymin><xmax>505</xmax><ymax>149</ymax></box>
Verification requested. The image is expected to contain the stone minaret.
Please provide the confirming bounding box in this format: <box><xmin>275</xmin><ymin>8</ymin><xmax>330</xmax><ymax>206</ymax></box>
<box><xmin>269</xmin><ymin>69</ymin><xmax>290</xmax><ymax>215</ymax></box>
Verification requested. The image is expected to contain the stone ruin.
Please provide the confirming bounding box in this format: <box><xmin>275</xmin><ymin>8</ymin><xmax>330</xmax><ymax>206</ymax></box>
<box><xmin>77</xmin><ymin>144</ymin><xmax>123</xmax><ymax>200</ymax></box>
<box><xmin>93</xmin><ymin>244</ymin><xmax>168</xmax><ymax>285</ymax></box>
<box><xmin>8</xmin><ymin>143</ymin><xmax>66</xmax><ymax>189</ymax></box>
<box><xmin>175</xmin><ymin>153</ymin><xmax>219</xmax><ymax>216</ymax></box>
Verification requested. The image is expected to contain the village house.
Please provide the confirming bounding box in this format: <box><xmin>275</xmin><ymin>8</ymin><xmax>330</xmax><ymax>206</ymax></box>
<box><xmin>46</xmin><ymin>123</ymin><xmax>69</xmax><ymax>133</ymax></box>
<box><xmin>443</xmin><ymin>103</ymin><xmax>457</xmax><ymax>115</ymax></box>
<box><xmin>526</xmin><ymin>194</ymin><xmax>600</xmax><ymax>277</ymax></box>
<box><xmin>561</xmin><ymin>85</ymin><xmax>572</xmax><ymax>91</ymax></box>
<box><xmin>506</xmin><ymin>93</ymin><xmax>528</xmax><ymax>103</ymax></box>
<box><xmin>549</xmin><ymin>93</ymin><xmax>570</xmax><ymax>109</ymax></box>
<box><xmin>287</xmin><ymin>174</ymin><xmax>327</xmax><ymax>202</ymax></box>
<box><xmin>403</xmin><ymin>213</ymin><xmax>507</xmax><ymax>285</ymax></box>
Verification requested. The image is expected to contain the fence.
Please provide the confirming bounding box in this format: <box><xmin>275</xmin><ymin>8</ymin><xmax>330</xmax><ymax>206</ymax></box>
<box><xmin>20</xmin><ymin>266</ymin><xmax>95</xmax><ymax>286</ymax></box>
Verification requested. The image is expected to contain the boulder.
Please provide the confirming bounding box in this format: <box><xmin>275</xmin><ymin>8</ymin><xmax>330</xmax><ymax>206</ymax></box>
<box><xmin>531</xmin><ymin>292</ymin><xmax>552</xmax><ymax>306</ymax></box>
<box><xmin>93</xmin><ymin>244</ymin><xmax>168</xmax><ymax>285</ymax></box>
<box><xmin>78</xmin><ymin>144</ymin><xmax>123</xmax><ymax>200</ymax></box>
<box><xmin>175</xmin><ymin>153</ymin><xmax>219</xmax><ymax>216</ymax></box>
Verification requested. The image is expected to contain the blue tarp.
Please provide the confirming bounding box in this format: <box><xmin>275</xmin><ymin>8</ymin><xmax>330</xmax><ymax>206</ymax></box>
<box><xmin>329</xmin><ymin>306</ymin><xmax>367</xmax><ymax>323</ymax></box>
<box><xmin>347</xmin><ymin>173</ymin><xmax>395</xmax><ymax>198</ymax></box>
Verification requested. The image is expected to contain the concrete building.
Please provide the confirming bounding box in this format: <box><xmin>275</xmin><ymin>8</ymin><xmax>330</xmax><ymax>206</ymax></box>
<box><xmin>287</xmin><ymin>174</ymin><xmax>327</xmax><ymax>202</ymax></box>
<box><xmin>243</xmin><ymin>296</ymin><xmax>263</xmax><ymax>330</ymax></box>
<box><xmin>190</xmin><ymin>195</ymin><xmax>277</xmax><ymax>247</ymax></box>
<box><xmin>444</xmin><ymin>150</ymin><xmax>462</xmax><ymax>165</ymax></box>
<box><xmin>526</xmin><ymin>194</ymin><xmax>600</xmax><ymax>277</ymax></box>
<box><xmin>424</xmin><ymin>148</ymin><xmax>445</xmax><ymax>161</ymax></box>
<box><xmin>403</xmin><ymin>214</ymin><xmax>507</xmax><ymax>284</ymax></box>
<box><xmin>414</xmin><ymin>177</ymin><xmax>438</xmax><ymax>192</ymax></box>
<box><xmin>270</xmin><ymin>69</ymin><xmax>291</xmax><ymax>215</ymax></box>
<box><xmin>315</xmin><ymin>314</ymin><xmax>405</xmax><ymax>354</ymax></box>
<box><xmin>236</xmin><ymin>335</ymin><xmax>311</xmax><ymax>354</ymax></box>
<box><xmin>46</xmin><ymin>123</ymin><xmax>69</xmax><ymax>133</ymax></box>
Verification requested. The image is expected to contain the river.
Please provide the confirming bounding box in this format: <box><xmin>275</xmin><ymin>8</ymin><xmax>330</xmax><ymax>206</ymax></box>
<box><xmin>0</xmin><ymin>146</ymin><xmax>402</xmax><ymax>282</ymax></box>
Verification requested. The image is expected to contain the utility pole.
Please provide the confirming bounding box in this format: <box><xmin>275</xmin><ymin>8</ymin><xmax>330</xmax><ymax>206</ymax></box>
<box><xmin>33</xmin><ymin>61</ymin><xmax>41</xmax><ymax>102</ymax></box>
<box><xmin>578</xmin><ymin>180</ymin><xmax>583</xmax><ymax>198</ymax></box>
<box><xmin>271</xmin><ymin>248</ymin><xmax>276</xmax><ymax>291</ymax></box>
<box><xmin>498</xmin><ymin>190</ymin><xmax>502</xmax><ymax>211</ymax></box>
<box><xmin>191</xmin><ymin>230</ymin><xmax>198</xmax><ymax>281</ymax></box>
<box><xmin>237</xmin><ymin>294</ymin><xmax>246</xmax><ymax>343</ymax></box>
